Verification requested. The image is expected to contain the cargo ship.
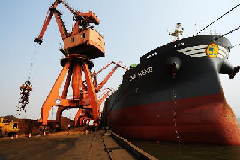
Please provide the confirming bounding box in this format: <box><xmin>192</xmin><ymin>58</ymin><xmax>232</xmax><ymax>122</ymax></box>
<box><xmin>102</xmin><ymin>24</ymin><xmax>240</xmax><ymax>145</ymax></box>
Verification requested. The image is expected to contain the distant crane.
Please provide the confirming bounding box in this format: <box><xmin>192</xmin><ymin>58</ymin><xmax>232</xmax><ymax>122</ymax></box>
<box><xmin>74</xmin><ymin>88</ymin><xmax>114</xmax><ymax>126</ymax></box>
<box><xmin>73</xmin><ymin>61</ymin><xmax>128</xmax><ymax>126</ymax></box>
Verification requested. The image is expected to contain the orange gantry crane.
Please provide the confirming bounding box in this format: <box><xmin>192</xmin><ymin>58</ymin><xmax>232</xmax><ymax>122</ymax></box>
<box><xmin>35</xmin><ymin>0</ymin><xmax>104</xmax><ymax>126</ymax></box>
<box><xmin>35</xmin><ymin>0</ymin><xmax>128</xmax><ymax>126</ymax></box>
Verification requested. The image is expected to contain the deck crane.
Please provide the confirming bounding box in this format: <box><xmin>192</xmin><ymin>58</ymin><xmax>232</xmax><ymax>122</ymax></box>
<box><xmin>35</xmin><ymin>0</ymin><xmax>105</xmax><ymax>126</ymax></box>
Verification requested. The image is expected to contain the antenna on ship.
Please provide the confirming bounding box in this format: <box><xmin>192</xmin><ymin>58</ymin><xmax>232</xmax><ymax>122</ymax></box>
<box><xmin>194</xmin><ymin>23</ymin><xmax>198</xmax><ymax>34</ymax></box>
<box><xmin>169</xmin><ymin>23</ymin><xmax>184</xmax><ymax>40</ymax></box>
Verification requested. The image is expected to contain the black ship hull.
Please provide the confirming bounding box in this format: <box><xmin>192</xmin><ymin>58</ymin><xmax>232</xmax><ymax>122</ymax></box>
<box><xmin>103</xmin><ymin>35</ymin><xmax>240</xmax><ymax>145</ymax></box>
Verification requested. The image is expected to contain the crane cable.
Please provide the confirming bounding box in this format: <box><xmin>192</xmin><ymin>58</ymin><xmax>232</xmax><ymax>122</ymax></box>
<box><xmin>31</xmin><ymin>32</ymin><xmax>58</xmax><ymax>82</ymax></box>
<box><xmin>28</xmin><ymin>44</ymin><xmax>39</xmax><ymax>81</ymax></box>
<box><xmin>197</xmin><ymin>3</ymin><xmax>240</xmax><ymax>35</ymax></box>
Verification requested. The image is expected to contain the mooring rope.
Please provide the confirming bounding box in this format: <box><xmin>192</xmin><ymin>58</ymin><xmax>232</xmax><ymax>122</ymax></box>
<box><xmin>197</xmin><ymin>3</ymin><xmax>240</xmax><ymax>35</ymax></box>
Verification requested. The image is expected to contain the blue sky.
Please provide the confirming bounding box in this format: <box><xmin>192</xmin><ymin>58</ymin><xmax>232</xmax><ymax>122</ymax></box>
<box><xmin>0</xmin><ymin>0</ymin><xmax>240</xmax><ymax>119</ymax></box>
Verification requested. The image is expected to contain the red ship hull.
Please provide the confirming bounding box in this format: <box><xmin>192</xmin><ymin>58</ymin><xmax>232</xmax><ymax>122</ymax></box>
<box><xmin>108</xmin><ymin>93</ymin><xmax>240</xmax><ymax>145</ymax></box>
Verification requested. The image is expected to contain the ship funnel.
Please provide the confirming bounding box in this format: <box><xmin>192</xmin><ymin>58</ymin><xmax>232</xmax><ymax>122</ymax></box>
<box><xmin>166</xmin><ymin>57</ymin><xmax>181</xmax><ymax>78</ymax></box>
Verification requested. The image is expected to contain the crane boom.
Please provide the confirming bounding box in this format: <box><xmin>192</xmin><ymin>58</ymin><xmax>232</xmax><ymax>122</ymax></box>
<box><xmin>35</xmin><ymin>0</ymin><xmax>104</xmax><ymax>59</ymax></box>
<box><xmin>34</xmin><ymin>1</ymin><xmax>67</xmax><ymax>44</ymax></box>
<box><xmin>52</xmin><ymin>9</ymin><xmax>68</xmax><ymax>40</ymax></box>
<box><xmin>95</xmin><ymin>61</ymin><xmax>129</xmax><ymax>75</ymax></box>
<box><xmin>58</xmin><ymin>0</ymin><xmax>100</xmax><ymax>25</ymax></box>
<box><xmin>34</xmin><ymin>10</ymin><xmax>53</xmax><ymax>45</ymax></box>
<box><xmin>97</xmin><ymin>66</ymin><xmax>119</xmax><ymax>92</ymax></box>
<box><xmin>35</xmin><ymin>0</ymin><xmax>100</xmax><ymax>45</ymax></box>
<box><xmin>98</xmin><ymin>88</ymin><xmax>114</xmax><ymax>105</ymax></box>
<box><xmin>59</xmin><ymin>0</ymin><xmax>75</xmax><ymax>14</ymax></box>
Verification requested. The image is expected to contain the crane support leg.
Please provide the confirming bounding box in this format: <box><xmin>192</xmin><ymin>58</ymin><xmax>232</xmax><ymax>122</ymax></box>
<box><xmin>74</xmin><ymin>108</ymin><xmax>83</xmax><ymax>126</ymax></box>
<box><xmin>40</xmin><ymin>57</ymin><xmax>103</xmax><ymax>126</ymax></box>
<box><xmin>41</xmin><ymin>62</ymin><xmax>70</xmax><ymax>125</ymax></box>
<box><xmin>61</xmin><ymin>67</ymin><xmax>72</xmax><ymax>99</ymax></box>
<box><xmin>79</xmin><ymin>117</ymin><xmax>84</xmax><ymax>126</ymax></box>
<box><xmin>56</xmin><ymin>106</ymin><xmax>68</xmax><ymax>123</ymax></box>
<box><xmin>72</xmin><ymin>62</ymin><xmax>82</xmax><ymax>100</ymax></box>
<box><xmin>83</xmin><ymin>63</ymin><xmax>99</xmax><ymax>124</ymax></box>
